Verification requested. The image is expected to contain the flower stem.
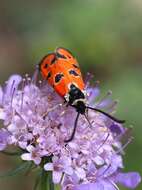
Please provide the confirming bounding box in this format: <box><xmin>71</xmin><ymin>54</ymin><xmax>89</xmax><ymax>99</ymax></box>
<box><xmin>41</xmin><ymin>169</ymin><xmax>48</xmax><ymax>190</ymax></box>
<box><xmin>40</xmin><ymin>169</ymin><xmax>54</xmax><ymax>190</ymax></box>
<box><xmin>48</xmin><ymin>171</ymin><xmax>54</xmax><ymax>190</ymax></box>
<box><xmin>39</xmin><ymin>156</ymin><xmax>54</xmax><ymax>190</ymax></box>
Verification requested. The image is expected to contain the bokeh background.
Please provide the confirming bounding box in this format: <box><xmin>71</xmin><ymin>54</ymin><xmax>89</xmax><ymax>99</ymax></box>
<box><xmin>0</xmin><ymin>0</ymin><xmax>142</xmax><ymax>189</ymax></box>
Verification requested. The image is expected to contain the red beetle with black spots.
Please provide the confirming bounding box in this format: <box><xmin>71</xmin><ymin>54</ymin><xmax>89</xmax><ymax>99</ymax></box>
<box><xmin>39</xmin><ymin>47</ymin><xmax>125</xmax><ymax>142</ymax></box>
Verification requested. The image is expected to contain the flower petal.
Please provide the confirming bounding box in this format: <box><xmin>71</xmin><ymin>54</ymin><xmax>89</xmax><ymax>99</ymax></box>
<box><xmin>44</xmin><ymin>163</ymin><xmax>53</xmax><ymax>171</ymax></box>
<box><xmin>26</xmin><ymin>145</ymin><xmax>35</xmax><ymax>152</ymax></box>
<box><xmin>34</xmin><ymin>157</ymin><xmax>41</xmax><ymax>165</ymax></box>
<box><xmin>115</xmin><ymin>172</ymin><xmax>141</xmax><ymax>189</ymax></box>
<box><xmin>73</xmin><ymin>181</ymin><xmax>116</xmax><ymax>190</ymax></box>
<box><xmin>5</xmin><ymin>75</ymin><xmax>22</xmax><ymax>96</ymax></box>
<box><xmin>0</xmin><ymin>108</ymin><xmax>6</xmax><ymax>120</ymax></box>
<box><xmin>75</xmin><ymin>167</ymin><xmax>86</xmax><ymax>179</ymax></box>
<box><xmin>109</xmin><ymin>123</ymin><xmax>124</xmax><ymax>135</ymax></box>
<box><xmin>88</xmin><ymin>87</ymin><xmax>100</xmax><ymax>104</ymax></box>
<box><xmin>21</xmin><ymin>153</ymin><xmax>32</xmax><ymax>161</ymax></box>
<box><xmin>73</xmin><ymin>183</ymin><xmax>102</xmax><ymax>190</ymax></box>
<box><xmin>93</xmin><ymin>155</ymin><xmax>104</xmax><ymax>165</ymax></box>
<box><xmin>53</xmin><ymin>171</ymin><xmax>62</xmax><ymax>184</ymax></box>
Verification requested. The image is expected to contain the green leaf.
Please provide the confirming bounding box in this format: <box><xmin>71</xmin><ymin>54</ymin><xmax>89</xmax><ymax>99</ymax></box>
<box><xmin>40</xmin><ymin>169</ymin><xmax>54</xmax><ymax>190</ymax></box>
<box><xmin>33</xmin><ymin>171</ymin><xmax>42</xmax><ymax>190</ymax></box>
<box><xmin>0</xmin><ymin>162</ymin><xmax>31</xmax><ymax>178</ymax></box>
<box><xmin>1</xmin><ymin>150</ymin><xmax>22</xmax><ymax>156</ymax></box>
<box><xmin>40</xmin><ymin>169</ymin><xmax>48</xmax><ymax>190</ymax></box>
<box><xmin>48</xmin><ymin>171</ymin><xmax>54</xmax><ymax>190</ymax></box>
<box><xmin>24</xmin><ymin>162</ymin><xmax>36</xmax><ymax>176</ymax></box>
<box><xmin>55</xmin><ymin>185</ymin><xmax>60</xmax><ymax>190</ymax></box>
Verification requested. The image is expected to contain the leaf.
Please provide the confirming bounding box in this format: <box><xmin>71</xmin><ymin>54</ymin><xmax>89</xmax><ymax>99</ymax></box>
<box><xmin>40</xmin><ymin>169</ymin><xmax>48</xmax><ymax>190</ymax></box>
<box><xmin>33</xmin><ymin>171</ymin><xmax>42</xmax><ymax>190</ymax></box>
<box><xmin>0</xmin><ymin>162</ymin><xmax>31</xmax><ymax>178</ymax></box>
<box><xmin>1</xmin><ymin>150</ymin><xmax>22</xmax><ymax>156</ymax></box>
<box><xmin>48</xmin><ymin>171</ymin><xmax>54</xmax><ymax>190</ymax></box>
<box><xmin>24</xmin><ymin>162</ymin><xmax>34</xmax><ymax>176</ymax></box>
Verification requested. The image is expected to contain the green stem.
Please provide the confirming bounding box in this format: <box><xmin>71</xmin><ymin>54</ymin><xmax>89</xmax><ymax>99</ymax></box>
<box><xmin>48</xmin><ymin>171</ymin><xmax>54</xmax><ymax>190</ymax></box>
<box><xmin>40</xmin><ymin>169</ymin><xmax>48</xmax><ymax>190</ymax></box>
<box><xmin>40</xmin><ymin>156</ymin><xmax>54</xmax><ymax>190</ymax></box>
<box><xmin>40</xmin><ymin>169</ymin><xmax>54</xmax><ymax>190</ymax></box>
<box><xmin>33</xmin><ymin>172</ymin><xmax>41</xmax><ymax>190</ymax></box>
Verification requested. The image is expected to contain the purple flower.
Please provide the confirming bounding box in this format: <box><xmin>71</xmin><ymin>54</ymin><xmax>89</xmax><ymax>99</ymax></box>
<box><xmin>114</xmin><ymin>172</ymin><xmax>141</xmax><ymax>189</ymax></box>
<box><xmin>0</xmin><ymin>73</ymin><xmax>141</xmax><ymax>190</ymax></box>
<box><xmin>44</xmin><ymin>156</ymin><xmax>73</xmax><ymax>183</ymax></box>
<box><xmin>21</xmin><ymin>145</ymin><xmax>42</xmax><ymax>165</ymax></box>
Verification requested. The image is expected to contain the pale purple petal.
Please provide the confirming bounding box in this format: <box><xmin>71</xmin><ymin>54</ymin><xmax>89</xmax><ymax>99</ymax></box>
<box><xmin>5</xmin><ymin>75</ymin><xmax>22</xmax><ymax>96</ymax></box>
<box><xmin>87</xmin><ymin>87</ymin><xmax>100</xmax><ymax>104</ymax></box>
<box><xmin>34</xmin><ymin>157</ymin><xmax>41</xmax><ymax>165</ymax></box>
<box><xmin>72</xmin><ymin>180</ymin><xmax>116</xmax><ymax>190</ymax></box>
<box><xmin>26</xmin><ymin>145</ymin><xmax>35</xmax><ymax>152</ymax></box>
<box><xmin>93</xmin><ymin>155</ymin><xmax>104</xmax><ymax>165</ymax></box>
<box><xmin>72</xmin><ymin>183</ymin><xmax>103</xmax><ymax>190</ymax></box>
<box><xmin>7</xmin><ymin>124</ymin><xmax>17</xmax><ymax>132</ymax></box>
<box><xmin>21</xmin><ymin>153</ymin><xmax>32</xmax><ymax>161</ymax></box>
<box><xmin>95</xmin><ymin>99</ymin><xmax>112</xmax><ymax>109</ymax></box>
<box><xmin>53</xmin><ymin>171</ymin><xmax>63</xmax><ymax>184</ymax></box>
<box><xmin>65</xmin><ymin>166</ymin><xmax>73</xmax><ymax>175</ymax></box>
<box><xmin>0</xmin><ymin>109</ymin><xmax>6</xmax><ymax>120</ymax></box>
<box><xmin>115</xmin><ymin>172</ymin><xmax>141</xmax><ymax>189</ymax></box>
<box><xmin>100</xmin><ymin>180</ymin><xmax>118</xmax><ymax>190</ymax></box>
<box><xmin>98</xmin><ymin>155</ymin><xmax>123</xmax><ymax>178</ymax></box>
<box><xmin>75</xmin><ymin>168</ymin><xmax>86</xmax><ymax>179</ymax></box>
<box><xmin>109</xmin><ymin>123</ymin><xmax>125</xmax><ymax>135</ymax></box>
<box><xmin>44</xmin><ymin>163</ymin><xmax>53</xmax><ymax>171</ymax></box>
<box><xmin>18</xmin><ymin>141</ymin><xmax>27</xmax><ymax>149</ymax></box>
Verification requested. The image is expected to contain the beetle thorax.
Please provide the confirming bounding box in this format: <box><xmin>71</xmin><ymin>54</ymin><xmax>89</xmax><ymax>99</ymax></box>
<box><xmin>64</xmin><ymin>84</ymin><xmax>86</xmax><ymax>114</ymax></box>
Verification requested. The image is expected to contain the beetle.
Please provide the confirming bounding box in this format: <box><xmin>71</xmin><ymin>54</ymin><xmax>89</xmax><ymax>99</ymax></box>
<box><xmin>39</xmin><ymin>47</ymin><xmax>125</xmax><ymax>142</ymax></box>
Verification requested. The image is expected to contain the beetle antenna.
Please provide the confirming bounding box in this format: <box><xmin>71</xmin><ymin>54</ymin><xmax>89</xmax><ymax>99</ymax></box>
<box><xmin>64</xmin><ymin>112</ymin><xmax>80</xmax><ymax>143</ymax></box>
<box><xmin>87</xmin><ymin>106</ymin><xmax>125</xmax><ymax>124</ymax></box>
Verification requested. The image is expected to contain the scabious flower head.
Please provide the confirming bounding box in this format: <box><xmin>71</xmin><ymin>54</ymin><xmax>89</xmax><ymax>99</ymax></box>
<box><xmin>0</xmin><ymin>72</ymin><xmax>141</xmax><ymax>190</ymax></box>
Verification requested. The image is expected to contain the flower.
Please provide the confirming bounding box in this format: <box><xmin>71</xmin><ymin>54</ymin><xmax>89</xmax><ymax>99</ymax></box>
<box><xmin>0</xmin><ymin>73</ymin><xmax>141</xmax><ymax>190</ymax></box>
<box><xmin>44</xmin><ymin>156</ymin><xmax>73</xmax><ymax>183</ymax></box>
<box><xmin>21</xmin><ymin>145</ymin><xmax>46</xmax><ymax>165</ymax></box>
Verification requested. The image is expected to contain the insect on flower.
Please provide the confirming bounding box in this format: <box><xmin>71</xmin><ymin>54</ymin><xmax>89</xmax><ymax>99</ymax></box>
<box><xmin>38</xmin><ymin>47</ymin><xmax>125</xmax><ymax>142</ymax></box>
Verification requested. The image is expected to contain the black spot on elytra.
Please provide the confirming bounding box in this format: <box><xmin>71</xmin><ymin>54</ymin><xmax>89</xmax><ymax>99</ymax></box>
<box><xmin>55</xmin><ymin>73</ymin><xmax>64</xmax><ymax>83</ymax></box>
<box><xmin>67</xmin><ymin>55</ymin><xmax>71</xmax><ymax>58</ymax></box>
<box><xmin>44</xmin><ymin>63</ymin><xmax>48</xmax><ymax>69</ymax></box>
<box><xmin>50</xmin><ymin>56</ymin><xmax>56</xmax><ymax>64</ymax></box>
<box><xmin>46</xmin><ymin>72</ymin><xmax>51</xmax><ymax>80</ymax></box>
<box><xmin>69</xmin><ymin>70</ymin><xmax>79</xmax><ymax>76</ymax></box>
<box><xmin>72</xmin><ymin>64</ymin><xmax>79</xmax><ymax>69</ymax></box>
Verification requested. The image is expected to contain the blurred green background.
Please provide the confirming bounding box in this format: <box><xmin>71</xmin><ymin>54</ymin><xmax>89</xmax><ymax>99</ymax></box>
<box><xmin>0</xmin><ymin>0</ymin><xmax>141</xmax><ymax>189</ymax></box>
